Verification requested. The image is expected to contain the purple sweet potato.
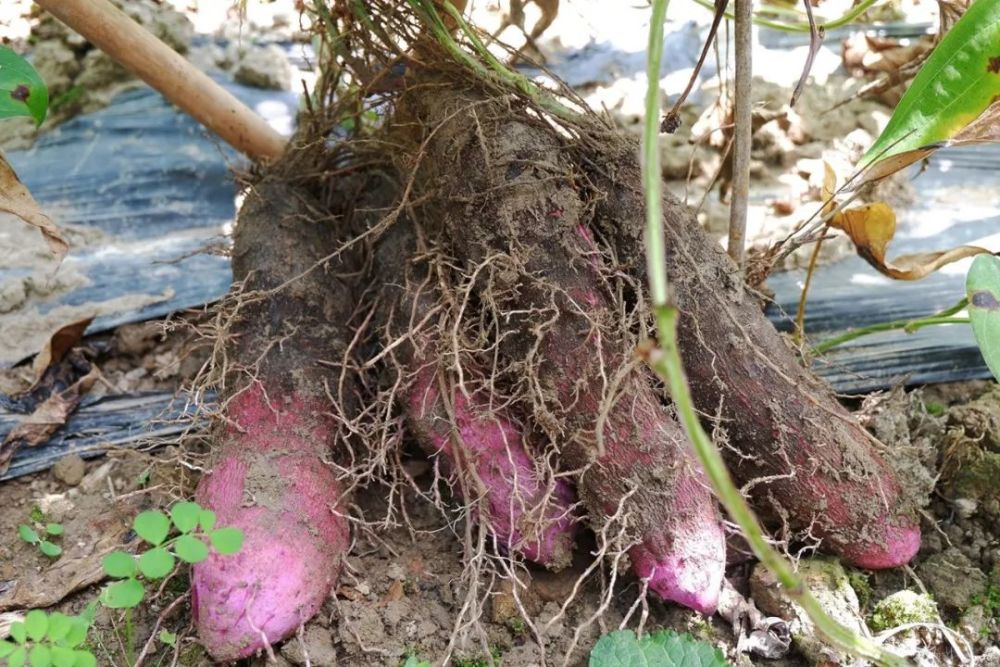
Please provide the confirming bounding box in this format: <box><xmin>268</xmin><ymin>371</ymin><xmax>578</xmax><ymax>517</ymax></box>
<box><xmin>375</xmin><ymin>224</ymin><xmax>579</xmax><ymax>568</ymax></box>
<box><xmin>391</xmin><ymin>89</ymin><xmax>727</xmax><ymax>612</ymax></box>
<box><xmin>405</xmin><ymin>353</ymin><xmax>579</xmax><ymax>566</ymax></box>
<box><xmin>590</xmin><ymin>141</ymin><xmax>921</xmax><ymax>568</ymax></box>
<box><xmin>192</xmin><ymin>181</ymin><xmax>357</xmax><ymax>660</ymax></box>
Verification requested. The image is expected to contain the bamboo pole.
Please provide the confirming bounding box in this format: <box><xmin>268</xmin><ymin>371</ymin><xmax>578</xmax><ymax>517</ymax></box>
<box><xmin>35</xmin><ymin>0</ymin><xmax>287</xmax><ymax>163</ymax></box>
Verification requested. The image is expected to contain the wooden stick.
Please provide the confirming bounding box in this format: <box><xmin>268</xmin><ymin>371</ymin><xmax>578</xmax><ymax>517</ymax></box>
<box><xmin>728</xmin><ymin>0</ymin><xmax>752</xmax><ymax>269</ymax></box>
<box><xmin>35</xmin><ymin>0</ymin><xmax>287</xmax><ymax>163</ymax></box>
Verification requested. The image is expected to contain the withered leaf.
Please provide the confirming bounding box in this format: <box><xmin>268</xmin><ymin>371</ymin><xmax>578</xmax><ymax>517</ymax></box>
<box><xmin>30</xmin><ymin>317</ymin><xmax>94</xmax><ymax>383</ymax></box>
<box><xmin>0</xmin><ymin>368</ymin><xmax>98</xmax><ymax>474</ymax></box>
<box><xmin>831</xmin><ymin>201</ymin><xmax>994</xmax><ymax>280</ymax></box>
<box><xmin>0</xmin><ymin>153</ymin><xmax>67</xmax><ymax>262</ymax></box>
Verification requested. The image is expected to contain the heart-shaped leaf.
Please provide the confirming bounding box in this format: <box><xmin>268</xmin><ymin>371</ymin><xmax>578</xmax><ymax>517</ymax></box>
<box><xmin>24</xmin><ymin>610</ymin><xmax>48</xmax><ymax>642</ymax></box>
<box><xmin>133</xmin><ymin>510</ymin><xmax>171</xmax><ymax>546</ymax></box>
<box><xmin>589</xmin><ymin>629</ymin><xmax>729</xmax><ymax>667</ymax></box>
<box><xmin>210</xmin><ymin>527</ymin><xmax>245</xmax><ymax>555</ymax></box>
<box><xmin>102</xmin><ymin>551</ymin><xmax>136</xmax><ymax>579</ymax></box>
<box><xmin>169</xmin><ymin>502</ymin><xmax>201</xmax><ymax>534</ymax></box>
<box><xmin>174</xmin><ymin>534</ymin><xmax>209</xmax><ymax>564</ymax></box>
<box><xmin>138</xmin><ymin>548</ymin><xmax>175</xmax><ymax>580</ymax></box>
<box><xmin>0</xmin><ymin>46</ymin><xmax>48</xmax><ymax>125</ymax></box>
<box><xmin>102</xmin><ymin>579</ymin><xmax>145</xmax><ymax>609</ymax></box>
<box><xmin>968</xmin><ymin>253</ymin><xmax>1000</xmax><ymax>380</ymax></box>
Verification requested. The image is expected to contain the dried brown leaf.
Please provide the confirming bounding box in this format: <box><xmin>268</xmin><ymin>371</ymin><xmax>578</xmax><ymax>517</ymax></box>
<box><xmin>0</xmin><ymin>153</ymin><xmax>67</xmax><ymax>262</ymax></box>
<box><xmin>0</xmin><ymin>368</ymin><xmax>98</xmax><ymax>474</ymax></box>
<box><xmin>831</xmin><ymin>201</ymin><xmax>993</xmax><ymax>280</ymax></box>
<box><xmin>30</xmin><ymin>317</ymin><xmax>94</xmax><ymax>383</ymax></box>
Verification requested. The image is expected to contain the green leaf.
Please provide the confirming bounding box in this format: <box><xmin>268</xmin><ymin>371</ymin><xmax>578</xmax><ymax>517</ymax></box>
<box><xmin>174</xmin><ymin>535</ymin><xmax>209</xmax><ymax>564</ymax></box>
<box><xmin>170</xmin><ymin>502</ymin><xmax>201</xmax><ymax>534</ymax></box>
<box><xmin>198</xmin><ymin>509</ymin><xmax>217</xmax><ymax>532</ymax></box>
<box><xmin>9</xmin><ymin>622</ymin><xmax>26</xmax><ymax>644</ymax></box>
<box><xmin>968</xmin><ymin>253</ymin><xmax>1000</xmax><ymax>381</ymax></box>
<box><xmin>101</xmin><ymin>551</ymin><xmax>136</xmax><ymax>579</ymax></box>
<box><xmin>588</xmin><ymin>629</ymin><xmax>729</xmax><ymax>667</ymax></box>
<box><xmin>28</xmin><ymin>644</ymin><xmax>51</xmax><ymax>667</ymax></box>
<box><xmin>0</xmin><ymin>46</ymin><xmax>48</xmax><ymax>126</ymax></box>
<box><xmin>45</xmin><ymin>613</ymin><xmax>71</xmax><ymax>643</ymax></box>
<box><xmin>138</xmin><ymin>548</ymin><xmax>175</xmax><ymax>580</ymax></box>
<box><xmin>858</xmin><ymin>0</ymin><xmax>1000</xmax><ymax>182</ymax></box>
<box><xmin>45</xmin><ymin>524</ymin><xmax>64</xmax><ymax>537</ymax></box>
<box><xmin>39</xmin><ymin>541</ymin><xmax>62</xmax><ymax>558</ymax></box>
<box><xmin>101</xmin><ymin>578</ymin><xmax>145</xmax><ymax>609</ymax></box>
<box><xmin>24</xmin><ymin>610</ymin><xmax>48</xmax><ymax>642</ymax></box>
<box><xmin>402</xmin><ymin>657</ymin><xmax>431</xmax><ymax>667</ymax></box>
<box><xmin>49</xmin><ymin>647</ymin><xmax>75</xmax><ymax>667</ymax></box>
<box><xmin>158</xmin><ymin>630</ymin><xmax>176</xmax><ymax>646</ymax></box>
<box><xmin>61</xmin><ymin>619</ymin><xmax>89</xmax><ymax>649</ymax></box>
<box><xmin>18</xmin><ymin>525</ymin><xmax>39</xmax><ymax>544</ymax></box>
<box><xmin>133</xmin><ymin>510</ymin><xmax>171</xmax><ymax>546</ymax></box>
<box><xmin>72</xmin><ymin>651</ymin><xmax>95</xmax><ymax>667</ymax></box>
<box><xmin>9</xmin><ymin>647</ymin><xmax>27</xmax><ymax>667</ymax></box>
<box><xmin>0</xmin><ymin>640</ymin><xmax>16</xmax><ymax>658</ymax></box>
<box><xmin>209</xmin><ymin>527</ymin><xmax>244</xmax><ymax>555</ymax></box>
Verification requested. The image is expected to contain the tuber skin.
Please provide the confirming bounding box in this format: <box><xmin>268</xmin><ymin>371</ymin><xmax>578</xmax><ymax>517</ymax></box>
<box><xmin>590</xmin><ymin>141</ymin><xmax>921</xmax><ymax>569</ymax></box>
<box><xmin>192</xmin><ymin>180</ymin><xmax>357</xmax><ymax>660</ymax></box>
<box><xmin>375</xmin><ymin>223</ymin><xmax>579</xmax><ymax>568</ymax></box>
<box><xmin>392</xmin><ymin>89</ymin><xmax>727</xmax><ymax>612</ymax></box>
<box><xmin>406</xmin><ymin>359</ymin><xmax>580</xmax><ymax>566</ymax></box>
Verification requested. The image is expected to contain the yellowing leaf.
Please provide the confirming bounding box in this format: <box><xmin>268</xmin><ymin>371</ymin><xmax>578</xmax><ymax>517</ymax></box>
<box><xmin>831</xmin><ymin>201</ymin><xmax>993</xmax><ymax>280</ymax></box>
<box><xmin>857</xmin><ymin>0</ymin><xmax>1000</xmax><ymax>184</ymax></box>
<box><xmin>950</xmin><ymin>98</ymin><xmax>1000</xmax><ymax>146</ymax></box>
<box><xmin>0</xmin><ymin>154</ymin><xmax>67</xmax><ymax>262</ymax></box>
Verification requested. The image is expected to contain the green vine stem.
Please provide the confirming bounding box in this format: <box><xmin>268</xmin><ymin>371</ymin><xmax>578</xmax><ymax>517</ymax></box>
<box><xmin>688</xmin><ymin>0</ymin><xmax>881</xmax><ymax>33</ymax></box>
<box><xmin>417</xmin><ymin>0</ymin><xmax>579</xmax><ymax>123</ymax></box>
<box><xmin>641</xmin><ymin>2</ymin><xmax>908</xmax><ymax>665</ymax></box>
<box><xmin>812</xmin><ymin>297</ymin><xmax>969</xmax><ymax>355</ymax></box>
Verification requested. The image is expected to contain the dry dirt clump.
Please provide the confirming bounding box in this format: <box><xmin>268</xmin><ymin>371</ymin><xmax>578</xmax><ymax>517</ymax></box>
<box><xmin>861</xmin><ymin>384</ymin><xmax>1000</xmax><ymax>653</ymax></box>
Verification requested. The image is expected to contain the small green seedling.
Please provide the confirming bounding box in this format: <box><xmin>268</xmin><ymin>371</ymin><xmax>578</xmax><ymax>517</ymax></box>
<box><xmin>588</xmin><ymin>629</ymin><xmax>730</xmax><ymax>667</ymax></box>
<box><xmin>506</xmin><ymin>616</ymin><xmax>527</xmax><ymax>636</ymax></box>
<box><xmin>18</xmin><ymin>522</ymin><xmax>65</xmax><ymax>559</ymax></box>
<box><xmin>0</xmin><ymin>606</ymin><xmax>97</xmax><ymax>667</ymax></box>
<box><xmin>402</xmin><ymin>656</ymin><xmax>431</xmax><ymax>667</ymax></box>
<box><xmin>101</xmin><ymin>501</ymin><xmax>244</xmax><ymax>609</ymax></box>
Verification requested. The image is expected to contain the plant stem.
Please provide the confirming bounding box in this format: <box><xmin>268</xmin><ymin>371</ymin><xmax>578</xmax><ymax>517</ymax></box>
<box><xmin>728</xmin><ymin>0</ymin><xmax>752</xmax><ymax>268</ymax></box>
<box><xmin>688</xmin><ymin>0</ymin><xmax>881</xmax><ymax>32</ymax></box>
<box><xmin>436</xmin><ymin>1</ymin><xmax>578</xmax><ymax>122</ymax></box>
<box><xmin>643</xmin><ymin>0</ymin><xmax>671</xmax><ymax>306</ymax></box>
<box><xmin>793</xmin><ymin>235</ymin><xmax>825</xmax><ymax>346</ymax></box>
<box><xmin>812</xmin><ymin>298</ymin><xmax>970</xmax><ymax>355</ymax></box>
<box><xmin>125</xmin><ymin>607</ymin><xmax>135</xmax><ymax>666</ymax></box>
<box><xmin>642</xmin><ymin>2</ymin><xmax>906</xmax><ymax>665</ymax></box>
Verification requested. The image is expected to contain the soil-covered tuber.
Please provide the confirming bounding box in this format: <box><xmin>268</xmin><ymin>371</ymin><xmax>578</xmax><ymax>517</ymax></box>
<box><xmin>374</xmin><ymin>222</ymin><xmax>579</xmax><ymax>568</ymax></box>
<box><xmin>591</xmin><ymin>142</ymin><xmax>921</xmax><ymax>569</ymax></box>
<box><xmin>192</xmin><ymin>181</ymin><xmax>356</xmax><ymax>660</ymax></box>
<box><xmin>390</xmin><ymin>88</ymin><xmax>728</xmax><ymax>612</ymax></box>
